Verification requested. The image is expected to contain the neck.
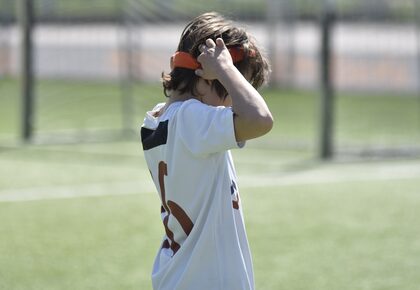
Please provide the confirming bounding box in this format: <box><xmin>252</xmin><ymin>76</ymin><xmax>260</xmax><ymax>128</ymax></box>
<box><xmin>154</xmin><ymin>91</ymin><xmax>200</xmax><ymax>117</ymax></box>
<box><xmin>167</xmin><ymin>90</ymin><xmax>200</xmax><ymax>104</ymax></box>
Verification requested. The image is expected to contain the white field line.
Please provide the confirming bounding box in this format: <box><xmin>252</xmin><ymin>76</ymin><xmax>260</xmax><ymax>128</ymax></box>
<box><xmin>0</xmin><ymin>163</ymin><xmax>419</xmax><ymax>203</ymax></box>
<box><xmin>239</xmin><ymin>164</ymin><xmax>420</xmax><ymax>188</ymax></box>
<box><xmin>0</xmin><ymin>181</ymin><xmax>155</xmax><ymax>203</ymax></box>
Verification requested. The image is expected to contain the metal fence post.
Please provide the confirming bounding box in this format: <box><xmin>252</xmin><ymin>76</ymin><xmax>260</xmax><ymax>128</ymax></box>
<box><xmin>119</xmin><ymin>0</ymin><xmax>140</xmax><ymax>137</ymax></box>
<box><xmin>415</xmin><ymin>0</ymin><xmax>420</xmax><ymax>136</ymax></box>
<box><xmin>19</xmin><ymin>0</ymin><xmax>35</xmax><ymax>143</ymax></box>
<box><xmin>266</xmin><ymin>0</ymin><xmax>279</xmax><ymax>87</ymax></box>
<box><xmin>319</xmin><ymin>7</ymin><xmax>335</xmax><ymax>159</ymax></box>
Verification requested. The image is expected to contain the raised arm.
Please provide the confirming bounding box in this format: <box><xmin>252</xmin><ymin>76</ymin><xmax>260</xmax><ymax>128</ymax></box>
<box><xmin>195</xmin><ymin>38</ymin><xmax>273</xmax><ymax>142</ymax></box>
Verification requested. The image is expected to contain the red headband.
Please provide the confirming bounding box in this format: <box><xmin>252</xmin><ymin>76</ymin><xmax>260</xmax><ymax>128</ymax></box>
<box><xmin>172</xmin><ymin>47</ymin><xmax>254</xmax><ymax>70</ymax></box>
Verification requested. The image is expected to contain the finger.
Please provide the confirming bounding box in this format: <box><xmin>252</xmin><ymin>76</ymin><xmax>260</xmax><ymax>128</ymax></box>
<box><xmin>215</xmin><ymin>38</ymin><xmax>226</xmax><ymax>48</ymax></box>
<box><xmin>195</xmin><ymin>69</ymin><xmax>203</xmax><ymax>77</ymax></box>
<box><xmin>206</xmin><ymin>38</ymin><xmax>216</xmax><ymax>48</ymax></box>
<box><xmin>197</xmin><ymin>53</ymin><xmax>204</xmax><ymax>63</ymax></box>
<box><xmin>198</xmin><ymin>44</ymin><xmax>206</xmax><ymax>53</ymax></box>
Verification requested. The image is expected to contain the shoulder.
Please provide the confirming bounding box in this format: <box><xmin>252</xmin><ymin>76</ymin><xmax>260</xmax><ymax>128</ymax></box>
<box><xmin>173</xmin><ymin>99</ymin><xmax>240</xmax><ymax>156</ymax></box>
<box><xmin>176</xmin><ymin>99</ymin><xmax>236</xmax><ymax>132</ymax></box>
<box><xmin>149</xmin><ymin>102</ymin><xmax>166</xmax><ymax>116</ymax></box>
<box><xmin>177</xmin><ymin>99</ymin><xmax>231</xmax><ymax>120</ymax></box>
<box><xmin>145</xmin><ymin>102</ymin><xmax>166</xmax><ymax>120</ymax></box>
<box><xmin>142</xmin><ymin>102</ymin><xmax>166</xmax><ymax>129</ymax></box>
<box><xmin>179</xmin><ymin>99</ymin><xmax>207</xmax><ymax>112</ymax></box>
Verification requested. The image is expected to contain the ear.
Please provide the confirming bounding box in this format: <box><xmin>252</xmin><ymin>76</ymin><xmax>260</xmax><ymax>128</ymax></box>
<box><xmin>170</xmin><ymin>56</ymin><xmax>174</xmax><ymax>70</ymax></box>
<box><xmin>196</xmin><ymin>78</ymin><xmax>212</xmax><ymax>99</ymax></box>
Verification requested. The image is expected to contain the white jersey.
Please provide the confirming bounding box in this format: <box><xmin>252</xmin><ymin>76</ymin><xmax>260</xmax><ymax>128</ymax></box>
<box><xmin>141</xmin><ymin>99</ymin><xmax>254</xmax><ymax>290</ymax></box>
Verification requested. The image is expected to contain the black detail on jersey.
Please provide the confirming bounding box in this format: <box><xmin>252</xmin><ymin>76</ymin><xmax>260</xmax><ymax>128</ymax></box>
<box><xmin>230</xmin><ymin>180</ymin><xmax>237</xmax><ymax>195</ymax></box>
<box><xmin>141</xmin><ymin>120</ymin><xmax>169</xmax><ymax>150</ymax></box>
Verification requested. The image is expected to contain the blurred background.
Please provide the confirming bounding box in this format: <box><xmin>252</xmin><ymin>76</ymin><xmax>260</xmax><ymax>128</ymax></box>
<box><xmin>1</xmin><ymin>0</ymin><xmax>420</xmax><ymax>156</ymax></box>
<box><xmin>1</xmin><ymin>1</ymin><xmax>420</xmax><ymax>290</ymax></box>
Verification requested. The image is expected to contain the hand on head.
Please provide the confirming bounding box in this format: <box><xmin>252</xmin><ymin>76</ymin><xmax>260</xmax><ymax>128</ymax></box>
<box><xmin>195</xmin><ymin>38</ymin><xmax>233</xmax><ymax>80</ymax></box>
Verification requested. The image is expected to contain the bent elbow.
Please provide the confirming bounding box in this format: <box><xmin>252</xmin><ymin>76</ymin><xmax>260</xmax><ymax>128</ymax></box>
<box><xmin>234</xmin><ymin>112</ymin><xmax>274</xmax><ymax>142</ymax></box>
<box><xmin>247</xmin><ymin>114</ymin><xmax>274</xmax><ymax>140</ymax></box>
<box><xmin>257</xmin><ymin>113</ymin><xmax>274</xmax><ymax>136</ymax></box>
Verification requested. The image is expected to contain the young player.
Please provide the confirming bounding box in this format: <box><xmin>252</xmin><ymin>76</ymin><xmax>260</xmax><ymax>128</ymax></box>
<box><xmin>141</xmin><ymin>12</ymin><xmax>273</xmax><ymax>290</ymax></box>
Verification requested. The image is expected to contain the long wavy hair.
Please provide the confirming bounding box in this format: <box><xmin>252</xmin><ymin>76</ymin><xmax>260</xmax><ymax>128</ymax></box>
<box><xmin>161</xmin><ymin>12</ymin><xmax>270</xmax><ymax>99</ymax></box>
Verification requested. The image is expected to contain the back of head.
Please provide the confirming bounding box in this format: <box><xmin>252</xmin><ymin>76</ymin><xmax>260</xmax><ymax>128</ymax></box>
<box><xmin>162</xmin><ymin>12</ymin><xmax>270</xmax><ymax>99</ymax></box>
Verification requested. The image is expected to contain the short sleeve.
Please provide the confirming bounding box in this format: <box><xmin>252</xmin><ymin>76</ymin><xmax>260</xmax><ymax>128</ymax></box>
<box><xmin>176</xmin><ymin>99</ymin><xmax>242</xmax><ymax>156</ymax></box>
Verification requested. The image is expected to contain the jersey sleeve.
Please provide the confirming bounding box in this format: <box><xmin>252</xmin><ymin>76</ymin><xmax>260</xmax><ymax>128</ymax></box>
<box><xmin>176</xmin><ymin>99</ymin><xmax>243</xmax><ymax>156</ymax></box>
